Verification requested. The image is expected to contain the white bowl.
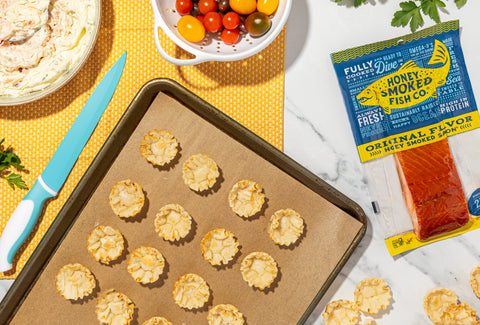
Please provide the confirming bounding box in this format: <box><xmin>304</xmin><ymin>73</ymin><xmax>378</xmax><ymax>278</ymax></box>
<box><xmin>0</xmin><ymin>1</ymin><xmax>101</xmax><ymax>106</ymax></box>
<box><xmin>150</xmin><ymin>0</ymin><xmax>292</xmax><ymax>66</ymax></box>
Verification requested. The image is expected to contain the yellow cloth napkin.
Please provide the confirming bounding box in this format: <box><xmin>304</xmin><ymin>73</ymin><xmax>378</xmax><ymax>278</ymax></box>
<box><xmin>0</xmin><ymin>0</ymin><xmax>285</xmax><ymax>278</ymax></box>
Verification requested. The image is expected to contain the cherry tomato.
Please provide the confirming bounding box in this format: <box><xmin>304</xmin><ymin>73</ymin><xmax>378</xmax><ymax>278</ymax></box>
<box><xmin>257</xmin><ymin>0</ymin><xmax>279</xmax><ymax>15</ymax></box>
<box><xmin>177</xmin><ymin>15</ymin><xmax>205</xmax><ymax>42</ymax></box>
<box><xmin>198</xmin><ymin>0</ymin><xmax>217</xmax><ymax>15</ymax></box>
<box><xmin>221</xmin><ymin>28</ymin><xmax>240</xmax><ymax>45</ymax></box>
<box><xmin>222</xmin><ymin>11</ymin><xmax>240</xmax><ymax>29</ymax></box>
<box><xmin>203</xmin><ymin>11</ymin><xmax>223</xmax><ymax>33</ymax></box>
<box><xmin>196</xmin><ymin>15</ymin><xmax>204</xmax><ymax>24</ymax></box>
<box><xmin>244</xmin><ymin>12</ymin><xmax>271</xmax><ymax>37</ymax></box>
<box><xmin>176</xmin><ymin>0</ymin><xmax>193</xmax><ymax>15</ymax></box>
<box><xmin>229</xmin><ymin>0</ymin><xmax>256</xmax><ymax>15</ymax></box>
<box><xmin>218</xmin><ymin>0</ymin><xmax>230</xmax><ymax>13</ymax></box>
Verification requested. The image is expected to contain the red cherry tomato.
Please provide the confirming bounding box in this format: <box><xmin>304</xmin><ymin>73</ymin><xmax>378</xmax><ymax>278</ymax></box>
<box><xmin>222</xmin><ymin>11</ymin><xmax>240</xmax><ymax>29</ymax></box>
<box><xmin>221</xmin><ymin>28</ymin><xmax>240</xmax><ymax>45</ymax></box>
<box><xmin>198</xmin><ymin>0</ymin><xmax>217</xmax><ymax>15</ymax></box>
<box><xmin>175</xmin><ymin>0</ymin><xmax>193</xmax><ymax>15</ymax></box>
<box><xmin>196</xmin><ymin>15</ymin><xmax>204</xmax><ymax>25</ymax></box>
<box><xmin>203</xmin><ymin>11</ymin><xmax>223</xmax><ymax>33</ymax></box>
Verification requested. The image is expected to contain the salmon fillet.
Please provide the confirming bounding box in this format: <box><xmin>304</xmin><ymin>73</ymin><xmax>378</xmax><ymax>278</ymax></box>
<box><xmin>394</xmin><ymin>139</ymin><xmax>470</xmax><ymax>240</ymax></box>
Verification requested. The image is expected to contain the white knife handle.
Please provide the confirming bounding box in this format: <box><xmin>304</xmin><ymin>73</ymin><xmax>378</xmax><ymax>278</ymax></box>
<box><xmin>0</xmin><ymin>177</ymin><xmax>56</xmax><ymax>273</ymax></box>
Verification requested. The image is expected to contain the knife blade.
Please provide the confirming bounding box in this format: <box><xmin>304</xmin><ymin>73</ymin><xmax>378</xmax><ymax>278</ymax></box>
<box><xmin>0</xmin><ymin>52</ymin><xmax>127</xmax><ymax>273</ymax></box>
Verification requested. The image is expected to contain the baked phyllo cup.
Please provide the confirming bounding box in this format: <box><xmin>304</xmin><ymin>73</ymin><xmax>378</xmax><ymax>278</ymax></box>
<box><xmin>155</xmin><ymin>203</ymin><xmax>192</xmax><ymax>242</ymax></box>
<box><xmin>109</xmin><ymin>179</ymin><xmax>145</xmax><ymax>218</ymax></box>
<box><xmin>142</xmin><ymin>317</ymin><xmax>173</xmax><ymax>325</ymax></box>
<box><xmin>268</xmin><ymin>208</ymin><xmax>304</xmax><ymax>246</ymax></box>
<box><xmin>96</xmin><ymin>290</ymin><xmax>135</xmax><ymax>325</ymax></box>
<box><xmin>322</xmin><ymin>300</ymin><xmax>359</xmax><ymax>325</ymax></box>
<box><xmin>228</xmin><ymin>180</ymin><xmax>265</xmax><ymax>218</ymax></box>
<box><xmin>354</xmin><ymin>278</ymin><xmax>391</xmax><ymax>314</ymax></box>
<box><xmin>423</xmin><ymin>287</ymin><xmax>459</xmax><ymax>323</ymax></box>
<box><xmin>182</xmin><ymin>154</ymin><xmax>220</xmax><ymax>192</ymax></box>
<box><xmin>201</xmin><ymin>228</ymin><xmax>239</xmax><ymax>266</ymax></box>
<box><xmin>470</xmin><ymin>265</ymin><xmax>480</xmax><ymax>298</ymax></box>
<box><xmin>55</xmin><ymin>263</ymin><xmax>96</xmax><ymax>300</ymax></box>
<box><xmin>140</xmin><ymin>129</ymin><xmax>179</xmax><ymax>166</ymax></box>
<box><xmin>240</xmin><ymin>252</ymin><xmax>278</xmax><ymax>290</ymax></box>
<box><xmin>87</xmin><ymin>225</ymin><xmax>124</xmax><ymax>264</ymax></box>
<box><xmin>127</xmin><ymin>246</ymin><xmax>165</xmax><ymax>284</ymax></box>
<box><xmin>172</xmin><ymin>273</ymin><xmax>210</xmax><ymax>309</ymax></box>
<box><xmin>207</xmin><ymin>304</ymin><xmax>244</xmax><ymax>325</ymax></box>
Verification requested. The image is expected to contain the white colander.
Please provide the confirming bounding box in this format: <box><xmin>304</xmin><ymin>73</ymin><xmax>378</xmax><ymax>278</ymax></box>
<box><xmin>150</xmin><ymin>0</ymin><xmax>292</xmax><ymax>65</ymax></box>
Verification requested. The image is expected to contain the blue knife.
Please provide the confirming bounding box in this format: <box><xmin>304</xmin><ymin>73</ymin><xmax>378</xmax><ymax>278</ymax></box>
<box><xmin>0</xmin><ymin>52</ymin><xmax>127</xmax><ymax>272</ymax></box>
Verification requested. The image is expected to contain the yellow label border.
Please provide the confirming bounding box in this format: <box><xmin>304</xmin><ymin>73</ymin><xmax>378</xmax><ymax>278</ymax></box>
<box><xmin>386</xmin><ymin>217</ymin><xmax>480</xmax><ymax>256</ymax></box>
<box><xmin>358</xmin><ymin>111</ymin><xmax>480</xmax><ymax>162</ymax></box>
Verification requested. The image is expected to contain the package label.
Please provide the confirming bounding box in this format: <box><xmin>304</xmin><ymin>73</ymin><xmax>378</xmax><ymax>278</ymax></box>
<box><xmin>331</xmin><ymin>21</ymin><xmax>479</xmax><ymax>162</ymax></box>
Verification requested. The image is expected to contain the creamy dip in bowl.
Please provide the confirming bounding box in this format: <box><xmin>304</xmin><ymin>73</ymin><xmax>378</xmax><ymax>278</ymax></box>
<box><xmin>0</xmin><ymin>0</ymin><xmax>100</xmax><ymax>105</ymax></box>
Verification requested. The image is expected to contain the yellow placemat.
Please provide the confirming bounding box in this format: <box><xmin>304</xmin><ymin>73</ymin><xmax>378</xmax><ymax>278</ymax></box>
<box><xmin>0</xmin><ymin>0</ymin><xmax>285</xmax><ymax>279</ymax></box>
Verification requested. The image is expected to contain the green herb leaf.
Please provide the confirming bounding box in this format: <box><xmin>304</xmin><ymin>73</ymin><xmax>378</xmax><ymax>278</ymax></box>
<box><xmin>392</xmin><ymin>1</ymin><xmax>424</xmax><ymax>32</ymax></box>
<box><xmin>0</xmin><ymin>138</ymin><xmax>27</xmax><ymax>190</ymax></box>
<box><xmin>421</xmin><ymin>0</ymin><xmax>446</xmax><ymax>23</ymax></box>
<box><xmin>353</xmin><ymin>0</ymin><xmax>368</xmax><ymax>7</ymax></box>
<box><xmin>455</xmin><ymin>0</ymin><xmax>467</xmax><ymax>7</ymax></box>
<box><xmin>4</xmin><ymin>173</ymin><xmax>28</xmax><ymax>189</ymax></box>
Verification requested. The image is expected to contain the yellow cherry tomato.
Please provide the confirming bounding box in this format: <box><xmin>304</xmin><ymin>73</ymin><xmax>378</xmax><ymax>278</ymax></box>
<box><xmin>177</xmin><ymin>15</ymin><xmax>205</xmax><ymax>42</ymax></box>
<box><xmin>257</xmin><ymin>0</ymin><xmax>279</xmax><ymax>15</ymax></box>
<box><xmin>229</xmin><ymin>0</ymin><xmax>257</xmax><ymax>15</ymax></box>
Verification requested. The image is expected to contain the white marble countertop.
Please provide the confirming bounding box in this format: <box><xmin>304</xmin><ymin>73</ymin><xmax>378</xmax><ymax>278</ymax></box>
<box><xmin>1</xmin><ymin>1</ymin><xmax>480</xmax><ymax>324</ymax></box>
<box><xmin>284</xmin><ymin>1</ymin><xmax>480</xmax><ymax>324</ymax></box>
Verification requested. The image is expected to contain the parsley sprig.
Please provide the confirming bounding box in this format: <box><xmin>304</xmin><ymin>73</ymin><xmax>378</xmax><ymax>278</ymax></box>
<box><xmin>0</xmin><ymin>139</ymin><xmax>28</xmax><ymax>190</ymax></box>
<box><xmin>335</xmin><ymin>0</ymin><xmax>468</xmax><ymax>32</ymax></box>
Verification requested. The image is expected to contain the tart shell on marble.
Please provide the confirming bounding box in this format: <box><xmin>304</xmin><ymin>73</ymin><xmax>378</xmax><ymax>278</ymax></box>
<box><xmin>140</xmin><ymin>129</ymin><xmax>179</xmax><ymax>166</ymax></box>
<box><xmin>322</xmin><ymin>299</ymin><xmax>359</xmax><ymax>325</ymax></box>
<box><xmin>423</xmin><ymin>287</ymin><xmax>459</xmax><ymax>323</ymax></box>
<box><xmin>470</xmin><ymin>265</ymin><xmax>480</xmax><ymax>298</ymax></box>
<box><xmin>435</xmin><ymin>301</ymin><xmax>479</xmax><ymax>325</ymax></box>
<box><xmin>354</xmin><ymin>278</ymin><xmax>391</xmax><ymax>314</ymax></box>
<box><xmin>154</xmin><ymin>203</ymin><xmax>192</xmax><ymax>241</ymax></box>
<box><xmin>87</xmin><ymin>225</ymin><xmax>125</xmax><ymax>264</ymax></box>
<box><xmin>172</xmin><ymin>273</ymin><xmax>210</xmax><ymax>309</ymax></box>
<box><xmin>201</xmin><ymin>228</ymin><xmax>239</xmax><ymax>266</ymax></box>
<box><xmin>268</xmin><ymin>208</ymin><xmax>304</xmax><ymax>246</ymax></box>
<box><xmin>95</xmin><ymin>289</ymin><xmax>135</xmax><ymax>325</ymax></box>
<box><xmin>55</xmin><ymin>263</ymin><xmax>96</xmax><ymax>300</ymax></box>
<box><xmin>228</xmin><ymin>180</ymin><xmax>265</xmax><ymax>218</ymax></box>
<box><xmin>182</xmin><ymin>154</ymin><xmax>220</xmax><ymax>192</ymax></box>
<box><xmin>127</xmin><ymin>246</ymin><xmax>165</xmax><ymax>284</ymax></box>
<box><xmin>240</xmin><ymin>251</ymin><xmax>278</xmax><ymax>290</ymax></box>
<box><xmin>109</xmin><ymin>179</ymin><xmax>145</xmax><ymax>218</ymax></box>
<box><xmin>207</xmin><ymin>304</ymin><xmax>244</xmax><ymax>325</ymax></box>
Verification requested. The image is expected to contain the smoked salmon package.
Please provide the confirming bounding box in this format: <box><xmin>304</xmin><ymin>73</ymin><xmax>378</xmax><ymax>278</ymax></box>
<box><xmin>331</xmin><ymin>20</ymin><xmax>480</xmax><ymax>255</ymax></box>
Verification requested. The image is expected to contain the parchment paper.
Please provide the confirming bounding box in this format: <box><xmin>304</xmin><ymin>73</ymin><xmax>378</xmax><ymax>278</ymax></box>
<box><xmin>11</xmin><ymin>92</ymin><xmax>363</xmax><ymax>325</ymax></box>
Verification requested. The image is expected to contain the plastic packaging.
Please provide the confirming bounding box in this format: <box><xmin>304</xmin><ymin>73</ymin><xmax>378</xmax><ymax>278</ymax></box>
<box><xmin>331</xmin><ymin>21</ymin><xmax>480</xmax><ymax>255</ymax></box>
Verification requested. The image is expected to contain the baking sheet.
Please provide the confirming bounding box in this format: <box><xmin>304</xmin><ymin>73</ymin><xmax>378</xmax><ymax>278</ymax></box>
<box><xmin>5</xmin><ymin>79</ymin><xmax>365</xmax><ymax>325</ymax></box>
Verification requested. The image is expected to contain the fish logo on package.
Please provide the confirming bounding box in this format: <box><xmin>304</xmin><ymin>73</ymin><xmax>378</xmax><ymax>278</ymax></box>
<box><xmin>357</xmin><ymin>40</ymin><xmax>450</xmax><ymax>115</ymax></box>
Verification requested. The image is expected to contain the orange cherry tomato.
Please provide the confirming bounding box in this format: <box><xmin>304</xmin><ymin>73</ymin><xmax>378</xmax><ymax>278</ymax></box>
<box><xmin>177</xmin><ymin>15</ymin><xmax>206</xmax><ymax>42</ymax></box>
<box><xmin>229</xmin><ymin>0</ymin><xmax>256</xmax><ymax>15</ymax></box>
<box><xmin>257</xmin><ymin>0</ymin><xmax>279</xmax><ymax>15</ymax></box>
